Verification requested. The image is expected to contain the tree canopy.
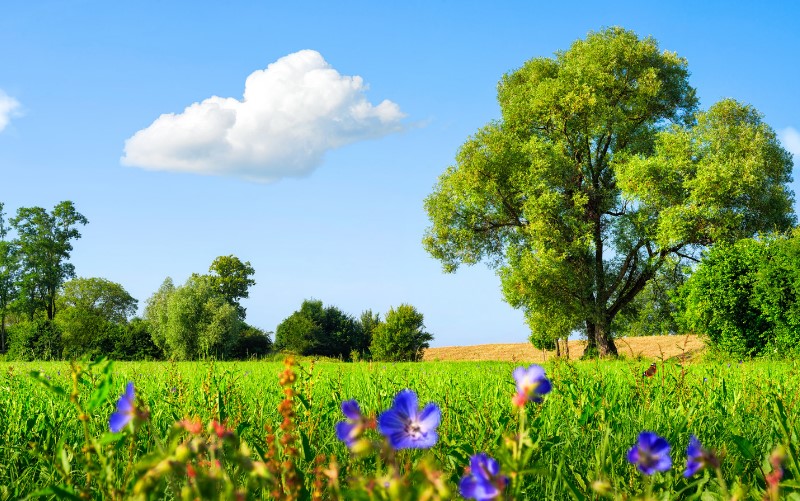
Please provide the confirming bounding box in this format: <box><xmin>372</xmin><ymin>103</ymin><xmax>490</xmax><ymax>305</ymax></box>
<box><xmin>10</xmin><ymin>201</ymin><xmax>88</xmax><ymax>321</ymax></box>
<box><xmin>423</xmin><ymin>27</ymin><xmax>795</xmax><ymax>356</ymax></box>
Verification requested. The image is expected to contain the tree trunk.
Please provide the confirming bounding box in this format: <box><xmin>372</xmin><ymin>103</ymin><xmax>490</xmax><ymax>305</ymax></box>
<box><xmin>584</xmin><ymin>319</ymin><xmax>618</xmax><ymax>357</ymax></box>
<box><xmin>594</xmin><ymin>320</ymin><xmax>618</xmax><ymax>357</ymax></box>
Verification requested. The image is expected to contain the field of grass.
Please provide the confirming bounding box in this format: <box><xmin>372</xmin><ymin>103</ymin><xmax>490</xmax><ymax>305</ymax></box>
<box><xmin>0</xmin><ymin>356</ymin><xmax>798</xmax><ymax>499</ymax></box>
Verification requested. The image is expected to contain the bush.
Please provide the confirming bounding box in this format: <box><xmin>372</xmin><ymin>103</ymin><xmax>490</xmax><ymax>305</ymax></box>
<box><xmin>6</xmin><ymin>319</ymin><xmax>63</xmax><ymax>360</ymax></box>
<box><xmin>230</xmin><ymin>324</ymin><xmax>272</xmax><ymax>359</ymax></box>
<box><xmin>274</xmin><ymin>299</ymin><xmax>365</xmax><ymax>360</ymax></box>
<box><xmin>677</xmin><ymin>233</ymin><xmax>800</xmax><ymax>358</ymax></box>
<box><xmin>371</xmin><ymin>304</ymin><xmax>432</xmax><ymax>362</ymax></box>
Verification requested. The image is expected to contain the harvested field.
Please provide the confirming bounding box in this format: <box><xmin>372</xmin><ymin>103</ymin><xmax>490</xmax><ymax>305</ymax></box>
<box><xmin>423</xmin><ymin>334</ymin><xmax>704</xmax><ymax>362</ymax></box>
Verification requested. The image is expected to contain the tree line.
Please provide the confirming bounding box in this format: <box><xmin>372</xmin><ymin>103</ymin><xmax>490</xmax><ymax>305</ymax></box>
<box><xmin>0</xmin><ymin>201</ymin><xmax>432</xmax><ymax>361</ymax></box>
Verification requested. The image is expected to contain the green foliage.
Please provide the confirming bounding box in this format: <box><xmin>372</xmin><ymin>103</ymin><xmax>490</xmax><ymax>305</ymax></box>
<box><xmin>677</xmin><ymin>239</ymin><xmax>767</xmax><ymax>357</ymax></box>
<box><xmin>370</xmin><ymin>304</ymin><xmax>432</xmax><ymax>362</ymax></box>
<box><xmin>678</xmin><ymin>233</ymin><xmax>800</xmax><ymax>358</ymax></box>
<box><xmin>207</xmin><ymin>254</ymin><xmax>256</xmax><ymax>318</ymax></box>
<box><xmin>357</xmin><ymin>309</ymin><xmax>382</xmax><ymax>358</ymax></box>
<box><xmin>229</xmin><ymin>324</ymin><xmax>273</xmax><ymax>359</ymax></box>
<box><xmin>10</xmin><ymin>201</ymin><xmax>88</xmax><ymax>321</ymax></box>
<box><xmin>423</xmin><ymin>27</ymin><xmax>795</xmax><ymax>357</ymax></box>
<box><xmin>274</xmin><ymin>299</ymin><xmax>365</xmax><ymax>359</ymax></box>
<box><xmin>612</xmin><ymin>258</ymin><xmax>686</xmax><ymax>337</ymax></box>
<box><xmin>56</xmin><ymin>277</ymin><xmax>138</xmax><ymax>359</ymax></box>
<box><xmin>111</xmin><ymin>317</ymin><xmax>163</xmax><ymax>360</ymax></box>
<box><xmin>6</xmin><ymin>319</ymin><xmax>63</xmax><ymax>360</ymax></box>
<box><xmin>0</xmin><ymin>203</ymin><xmax>19</xmax><ymax>353</ymax></box>
<box><xmin>144</xmin><ymin>275</ymin><xmax>241</xmax><ymax>360</ymax></box>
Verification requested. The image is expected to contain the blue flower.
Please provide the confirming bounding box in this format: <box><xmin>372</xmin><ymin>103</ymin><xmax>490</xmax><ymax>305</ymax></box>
<box><xmin>109</xmin><ymin>382</ymin><xmax>136</xmax><ymax>433</ymax></box>
<box><xmin>459</xmin><ymin>453</ymin><xmax>508</xmax><ymax>500</ymax></box>
<box><xmin>512</xmin><ymin>364</ymin><xmax>552</xmax><ymax>406</ymax></box>
<box><xmin>627</xmin><ymin>431</ymin><xmax>671</xmax><ymax>475</ymax></box>
<box><xmin>335</xmin><ymin>399</ymin><xmax>364</xmax><ymax>447</ymax></box>
<box><xmin>378</xmin><ymin>389</ymin><xmax>440</xmax><ymax>449</ymax></box>
<box><xmin>684</xmin><ymin>435</ymin><xmax>718</xmax><ymax>477</ymax></box>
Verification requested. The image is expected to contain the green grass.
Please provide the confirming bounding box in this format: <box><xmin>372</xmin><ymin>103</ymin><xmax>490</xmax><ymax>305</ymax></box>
<box><xmin>0</xmin><ymin>358</ymin><xmax>798</xmax><ymax>499</ymax></box>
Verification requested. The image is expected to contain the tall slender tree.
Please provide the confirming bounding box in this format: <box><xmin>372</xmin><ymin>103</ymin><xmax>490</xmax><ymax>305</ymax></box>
<box><xmin>0</xmin><ymin>203</ymin><xmax>19</xmax><ymax>353</ymax></box>
<box><xmin>11</xmin><ymin>201</ymin><xmax>88</xmax><ymax>321</ymax></box>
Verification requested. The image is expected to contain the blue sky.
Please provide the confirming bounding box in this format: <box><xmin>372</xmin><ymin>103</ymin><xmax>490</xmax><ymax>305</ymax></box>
<box><xmin>1</xmin><ymin>1</ymin><xmax>798</xmax><ymax>347</ymax></box>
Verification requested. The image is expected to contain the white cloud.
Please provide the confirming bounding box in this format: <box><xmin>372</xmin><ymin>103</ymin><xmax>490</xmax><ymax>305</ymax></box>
<box><xmin>122</xmin><ymin>50</ymin><xmax>406</xmax><ymax>182</ymax></box>
<box><xmin>780</xmin><ymin>127</ymin><xmax>800</xmax><ymax>162</ymax></box>
<box><xmin>0</xmin><ymin>90</ymin><xmax>22</xmax><ymax>132</ymax></box>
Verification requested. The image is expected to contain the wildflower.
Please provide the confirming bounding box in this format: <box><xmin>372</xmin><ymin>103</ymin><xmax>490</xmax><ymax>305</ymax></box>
<box><xmin>335</xmin><ymin>400</ymin><xmax>364</xmax><ymax>447</ymax></box>
<box><xmin>179</xmin><ymin>416</ymin><xmax>203</xmax><ymax>434</ymax></box>
<box><xmin>627</xmin><ymin>431</ymin><xmax>671</xmax><ymax>475</ymax></box>
<box><xmin>684</xmin><ymin>435</ymin><xmax>719</xmax><ymax>477</ymax></box>
<box><xmin>109</xmin><ymin>382</ymin><xmax>136</xmax><ymax>432</ymax></box>
<box><xmin>378</xmin><ymin>389</ymin><xmax>440</xmax><ymax>449</ymax></box>
<box><xmin>512</xmin><ymin>364</ymin><xmax>551</xmax><ymax>406</ymax></box>
<box><xmin>459</xmin><ymin>453</ymin><xmax>508</xmax><ymax>500</ymax></box>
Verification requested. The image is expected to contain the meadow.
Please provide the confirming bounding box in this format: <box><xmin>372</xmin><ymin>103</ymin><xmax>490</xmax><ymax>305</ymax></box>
<box><xmin>0</xmin><ymin>356</ymin><xmax>798</xmax><ymax>499</ymax></box>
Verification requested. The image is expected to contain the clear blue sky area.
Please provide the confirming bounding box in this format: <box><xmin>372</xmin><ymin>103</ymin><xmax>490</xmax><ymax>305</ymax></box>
<box><xmin>1</xmin><ymin>1</ymin><xmax>798</xmax><ymax>346</ymax></box>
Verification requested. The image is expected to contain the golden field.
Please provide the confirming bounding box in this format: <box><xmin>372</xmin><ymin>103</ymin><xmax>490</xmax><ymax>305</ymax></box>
<box><xmin>423</xmin><ymin>334</ymin><xmax>704</xmax><ymax>362</ymax></box>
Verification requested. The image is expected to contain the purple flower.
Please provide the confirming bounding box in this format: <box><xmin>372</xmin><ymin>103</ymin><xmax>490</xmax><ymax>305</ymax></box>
<box><xmin>512</xmin><ymin>364</ymin><xmax>552</xmax><ymax>406</ymax></box>
<box><xmin>109</xmin><ymin>382</ymin><xmax>136</xmax><ymax>433</ymax></box>
<box><xmin>459</xmin><ymin>453</ymin><xmax>508</xmax><ymax>500</ymax></box>
<box><xmin>335</xmin><ymin>399</ymin><xmax>364</xmax><ymax>447</ymax></box>
<box><xmin>378</xmin><ymin>389</ymin><xmax>440</xmax><ymax>449</ymax></box>
<box><xmin>684</xmin><ymin>435</ymin><xmax>719</xmax><ymax>477</ymax></box>
<box><xmin>627</xmin><ymin>431</ymin><xmax>672</xmax><ymax>475</ymax></box>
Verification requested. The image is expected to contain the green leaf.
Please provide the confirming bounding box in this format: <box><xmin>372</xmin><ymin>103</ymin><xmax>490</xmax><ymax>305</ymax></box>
<box><xmin>730</xmin><ymin>434</ymin><xmax>756</xmax><ymax>461</ymax></box>
<box><xmin>28</xmin><ymin>371</ymin><xmax>66</xmax><ymax>396</ymax></box>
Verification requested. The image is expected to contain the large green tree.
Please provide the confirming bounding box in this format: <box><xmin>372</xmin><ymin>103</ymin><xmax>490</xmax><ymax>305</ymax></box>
<box><xmin>423</xmin><ymin>27</ymin><xmax>794</xmax><ymax>356</ymax></box>
<box><xmin>10</xmin><ymin>201</ymin><xmax>88</xmax><ymax>321</ymax></box>
<box><xmin>56</xmin><ymin>277</ymin><xmax>138</xmax><ymax>358</ymax></box>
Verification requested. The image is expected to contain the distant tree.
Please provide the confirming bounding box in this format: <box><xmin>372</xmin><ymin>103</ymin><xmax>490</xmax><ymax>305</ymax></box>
<box><xmin>112</xmin><ymin>318</ymin><xmax>163</xmax><ymax>360</ymax></box>
<box><xmin>423</xmin><ymin>27</ymin><xmax>795</xmax><ymax>357</ymax></box>
<box><xmin>207</xmin><ymin>255</ymin><xmax>255</xmax><ymax>318</ymax></box>
<box><xmin>7</xmin><ymin>319</ymin><xmax>62</xmax><ymax>361</ymax></box>
<box><xmin>274</xmin><ymin>304</ymin><xmax>323</xmax><ymax>355</ymax></box>
<box><xmin>56</xmin><ymin>277</ymin><xmax>138</xmax><ymax>359</ymax></box>
<box><xmin>274</xmin><ymin>299</ymin><xmax>364</xmax><ymax>359</ymax></box>
<box><xmin>357</xmin><ymin>309</ymin><xmax>382</xmax><ymax>359</ymax></box>
<box><xmin>144</xmin><ymin>277</ymin><xmax>175</xmax><ymax>352</ymax></box>
<box><xmin>10</xmin><ymin>201</ymin><xmax>88</xmax><ymax>321</ymax></box>
<box><xmin>0</xmin><ymin>203</ymin><xmax>20</xmax><ymax>353</ymax></box>
<box><xmin>371</xmin><ymin>304</ymin><xmax>433</xmax><ymax>362</ymax></box>
<box><xmin>145</xmin><ymin>275</ymin><xmax>240</xmax><ymax>360</ymax></box>
<box><xmin>230</xmin><ymin>324</ymin><xmax>273</xmax><ymax>359</ymax></box>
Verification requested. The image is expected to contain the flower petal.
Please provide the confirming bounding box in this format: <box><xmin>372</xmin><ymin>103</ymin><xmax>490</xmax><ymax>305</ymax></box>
<box><xmin>418</xmin><ymin>402</ymin><xmax>441</xmax><ymax>432</ymax></box>
<box><xmin>109</xmin><ymin>411</ymin><xmax>131</xmax><ymax>433</ymax></box>
<box><xmin>335</xmin><ymin>421</ymin><xmax>358</xmax><ymax>446</ymax></box>
<box><xmin>378</xmin><ymin>406</ymin><xmax>407</xmax><ymax>436</ymax></box>
<box><xmin>341</xmin><ymin>400</ymin><xmax>361</xmax><ymax>420</ymax></box>
<box><xmin>392</xmin><ymin>389</ymin><xmax>418</xmax><ymax>419</ymax></box>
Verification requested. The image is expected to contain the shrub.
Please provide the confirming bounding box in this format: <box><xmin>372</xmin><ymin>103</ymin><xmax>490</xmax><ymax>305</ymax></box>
<box><xmin>274</xmin><ymin>299</ymin><xmax>365</xmax><ymax>360</ymax></box>
<box><xmin>371</xmin><ymin>304</ymin><xmax>432</xmax><ymax>362</ymax></box>
<box><xmin>677</xmin><ymin>233</ymin><xmax>800</xmax><ymax>358</ymax></box>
